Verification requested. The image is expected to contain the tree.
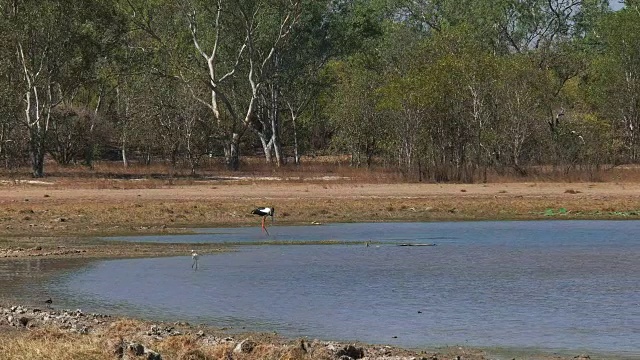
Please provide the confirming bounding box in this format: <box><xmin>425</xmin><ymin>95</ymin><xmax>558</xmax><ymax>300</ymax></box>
<box><xmin>179</xmin><ymin>0</ymin><xmax>303</xmax><ymax>170</ymax></box>
<box><xmin>6</xmin><ymin>0</ymin><xmax>125</xmax><ymax>177</ymax></box>
<box><xmin>0</xmin><ymin>5</ymin><xmax>22</xmax><ymax>168</ymax></box>
<box><xmin>587</xmin><ymin>5</ymin><xmax>640</xmax><ymax>162</ymax></box>
<box><xmin>326</xmin><ymin>60</ymin><xmax>389</xmax><ymax>168</ymax></box>
<box><xmin>272</xmin><ymin>0</ymin><xmax>335</xmax><ymax>165</ymax></box>
<box><xmin>491</xmin><ymin>55</ymin><xmax>549</xmax><ymax>175</ymax></box>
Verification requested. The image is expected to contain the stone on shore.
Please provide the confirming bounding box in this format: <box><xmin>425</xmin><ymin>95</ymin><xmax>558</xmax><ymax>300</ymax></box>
<box><xmin>336</xmin><ymin>344</ymin><xmax>365</xmax><ymax>359</ymax></box>
<box><xmin>233</xmin><ymin>338</ymin><xmax>256</xmax><ymax>354</ymax></box>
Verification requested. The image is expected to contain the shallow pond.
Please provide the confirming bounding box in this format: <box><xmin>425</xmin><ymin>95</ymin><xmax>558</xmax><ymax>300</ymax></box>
<box><xmin>6</xmin><ymin>221</ymin><xmax>640</xmax><ymax>358</ymax></box>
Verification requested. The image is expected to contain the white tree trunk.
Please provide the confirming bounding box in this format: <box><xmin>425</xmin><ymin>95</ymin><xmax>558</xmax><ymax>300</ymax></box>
<box><xmin>185</xmin><ymin>1</ymin><xmax>301</xmax><ymax>170</ymax></box>
<box><xmin>18</xmin><ymin>42</ymin><xmax>53</xmax><ymax>178</ymax></box>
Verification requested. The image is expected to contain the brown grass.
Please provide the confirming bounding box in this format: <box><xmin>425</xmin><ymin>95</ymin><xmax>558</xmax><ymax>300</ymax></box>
<box><xmin>8</xmin><ymin>157</ymin><xmax>640</xmax><ymax>188</ymax></box>
<box><xmin>0</xmin><ymin>327</ymin><xmax>110</xmax><ymax>360</ymax></box>
<box><xmin>0</xmin><ymin>323</ymin><xmax>510</xmax><ymax>360</ymax></box>
<box><xmin>0</xmin><ymin>325</ymin><xmax>488</xmax><ymax>360</ymax></box>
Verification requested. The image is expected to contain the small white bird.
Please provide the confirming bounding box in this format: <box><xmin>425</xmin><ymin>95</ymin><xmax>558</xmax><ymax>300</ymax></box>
<box><xmin>191</xmin><ymin>250</ymin><xmax>199</xmax><ymax>270</ymax></box>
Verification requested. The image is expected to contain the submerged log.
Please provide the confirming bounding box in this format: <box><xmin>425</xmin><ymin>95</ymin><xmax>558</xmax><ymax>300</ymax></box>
<box><xmin>397</xmin><ymin>243</ymin><xmax>436</xmax><ymax>247</ymax></box>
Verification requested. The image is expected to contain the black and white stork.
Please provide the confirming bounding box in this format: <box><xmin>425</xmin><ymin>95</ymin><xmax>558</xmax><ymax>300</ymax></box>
<box><xmin>251</xmin><ymin>206</ymin><xmax>275</xmax><ymax>234</ymax></box>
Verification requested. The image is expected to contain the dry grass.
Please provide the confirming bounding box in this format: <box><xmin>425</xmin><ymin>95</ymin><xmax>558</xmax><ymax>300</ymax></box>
<box><xmin>0</xmin><ymin>325</ymin><xmax>486</xmax><ymax>360</ymax></box>
<box><xmin>7</xmin><ymin>191</ymin><xmax>640</xmax><ymax>226</ymax></box>
<box><xmin>8</xmin><ymin>157</ymin><xmax>640</xmax><ymax>188</ymax></box>
<box><xmin>153</xmin><ymin>337</ymin><xmax>324</xmax><ymax>360</ymax></box>
<box><xmin>0</xmin><ymin>327</ymin><xmax>110</xmax><ymax>360</ymax></box>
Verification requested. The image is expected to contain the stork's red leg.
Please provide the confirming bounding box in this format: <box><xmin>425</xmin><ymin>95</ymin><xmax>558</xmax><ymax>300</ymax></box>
<box><xmin>262</xmin><ymin>216</ymin><xmax>270</xmax><ymax>235</ymax></box>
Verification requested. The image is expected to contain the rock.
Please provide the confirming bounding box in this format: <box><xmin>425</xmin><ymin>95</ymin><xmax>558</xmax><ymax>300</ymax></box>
<box><xmin>299</xmin><ymin>338</ymin><xmax>308</xmax><ymax>353</ymax></box>
<box><xmin>107</xmin><ymin>338</ymin><xmax>125</xmax><ymax>357</ymax></box>
<box><xmin>233</xmin><ymin>339</ymin><xmax>256</xmax><ymax>354</ymax></box>
<box><xmin>336</xmin><ymin>344</ymin><xmax>365</xmax><ymax>359</ymax></box>
<box><xmin>414</xmin><ymin>357</ymin><xmax>436</xmax><ymax>360</ymax></box>
<box><xmin>148</xmin><ymin>325</ymin><xmax>161</xmax><ymax>335</ymax></box>
<box><xmin>75</xmin><ymin>325</ymin><xmax>89</xmax><ymax>334</ymax></box>
<box><xmin>179</xmin><ymin>349</ymin><xmax>209</xmax><ymax>360</ymax></box>
<box><xmin>18</xmin><ymin>316</ymin><xmax>30</xmax><ymax>327</ymax></box>
<box><xmin>144</xmin><ymin>349</ymin><xmax>162</xmax><ymax>360</ymax></box>
<box><xmin>129</xmin><ymin>342</ymin><xmax>145</xmax><ymax>356</ymax></box>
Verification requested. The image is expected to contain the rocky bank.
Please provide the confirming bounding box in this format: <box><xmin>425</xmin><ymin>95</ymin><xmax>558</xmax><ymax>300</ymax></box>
<box><xmin>0</xmin><ymin>304</ymin><xmax>496</xmax><ymax>360</ymax></box>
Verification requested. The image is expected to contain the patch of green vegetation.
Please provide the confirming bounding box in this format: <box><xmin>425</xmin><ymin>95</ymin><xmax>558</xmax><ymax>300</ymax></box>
<box><xmin>539</xmin><ymin>208</ymin><xmax>639</xmax><ymax>217</ymax></box>
<box><xmin>543</xmin><ymin>207</ymin><xmax>568</xmax><ymax>216</ymax></box>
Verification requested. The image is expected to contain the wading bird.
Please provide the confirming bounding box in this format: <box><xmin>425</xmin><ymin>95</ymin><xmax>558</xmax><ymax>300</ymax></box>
<box><xmin>251</xmin><ymin>206</ymin><xmax>275</xmax><ymax>235</ymax></box>
<box><xmin>191</xmin><ymin>250</ymin><xmax>199</xmax><ymax>270</ymax></box>
<box><xmin>45</xmin><ymin>297</ymin><xmax>52</xmax><ymax>308</ymax></box>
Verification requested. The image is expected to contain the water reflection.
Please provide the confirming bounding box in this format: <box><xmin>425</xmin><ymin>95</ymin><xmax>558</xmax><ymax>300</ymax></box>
<box><xmin>0</xmin><ymin>258</ymin><xmax>90</xmax><ymax>305</ymax></box>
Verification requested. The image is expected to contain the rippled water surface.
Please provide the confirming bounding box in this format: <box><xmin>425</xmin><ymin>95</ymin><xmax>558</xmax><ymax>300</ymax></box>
<box><xmin>5</xmin><ymin>221</ymin><xmax>640</xmax><ymax>357</ymax></box>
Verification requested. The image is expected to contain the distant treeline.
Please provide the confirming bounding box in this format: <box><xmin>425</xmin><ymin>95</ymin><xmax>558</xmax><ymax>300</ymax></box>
<box><xmin>0</xmin><ymin>0</ymin><xmax>639</xmax><ymax>181</ymax></box>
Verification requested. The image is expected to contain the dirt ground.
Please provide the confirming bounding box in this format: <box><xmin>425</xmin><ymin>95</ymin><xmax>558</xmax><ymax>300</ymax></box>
<box><xmin>3</xmin><ymin>180</ymin><xmax>640</xmax><ymax>201</ymax></box>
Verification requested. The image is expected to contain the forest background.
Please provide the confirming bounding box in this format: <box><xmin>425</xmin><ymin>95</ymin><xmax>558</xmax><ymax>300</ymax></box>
<box><xmin>1</xmin><ymin>0</ymin><xmax>639</xmax><ymax>183</ymax></box>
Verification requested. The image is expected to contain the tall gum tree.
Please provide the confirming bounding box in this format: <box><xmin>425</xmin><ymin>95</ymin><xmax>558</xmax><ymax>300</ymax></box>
<box><xmin>182</xmin><ymin>0</ymin><xmax>302</xmax><ymax>170</ymax></box>
<box><xmin>587</xmin><ymin>3</ymin><xmax>640</xmax><ymax>161</ymax></box>
<box><xmin>7</xmin><ymin>0</ymin><xmax>125</xmax><ymax>177</ymax></box>
<box><xmin>11</xmin><ymin>1</ymin><xmax>61</xmax><ymax>177</ymax></box>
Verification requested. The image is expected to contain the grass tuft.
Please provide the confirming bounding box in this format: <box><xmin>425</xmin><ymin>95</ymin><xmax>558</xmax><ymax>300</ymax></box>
<box><xmin>0</xmin><ymin>327</ymin><xmax>109</xmax><ymax>360</ymax></box>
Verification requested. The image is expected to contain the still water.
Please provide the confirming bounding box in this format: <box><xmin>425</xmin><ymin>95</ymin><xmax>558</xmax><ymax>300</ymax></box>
<box><xmin>12</xmin><ymin>221</ymin><xmax>640</xmax><ymax>357</ymax></box>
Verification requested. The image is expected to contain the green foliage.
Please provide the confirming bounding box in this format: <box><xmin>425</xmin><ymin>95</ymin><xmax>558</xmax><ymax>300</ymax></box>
<box><xmin>584</xmin><ymin>5</ymin><xmax>640</xmax><ymax>161</ymax></box>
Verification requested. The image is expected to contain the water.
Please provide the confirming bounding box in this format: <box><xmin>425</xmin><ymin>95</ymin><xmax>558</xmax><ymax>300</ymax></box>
<box><xmin>104</xmin><ymin>221</ymin><xmax>463</xmax><ymax>244</ymax></box>
<box><xmin>4</xmin><ymin>221</ymin><xmax>640</xmax><ymax>357</ymax></box>
<box><xmin>0</xmin><ymin>258</ymin><xmax>91</xmax><ymax>304</ymax></box>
